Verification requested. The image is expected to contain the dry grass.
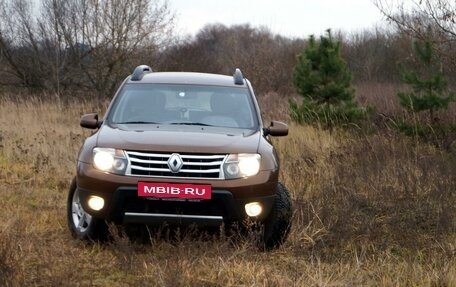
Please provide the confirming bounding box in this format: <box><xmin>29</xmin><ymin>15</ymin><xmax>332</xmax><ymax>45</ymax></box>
<box><xmin>0</xmin><ymin>93</ymin><xmax>455</xmax><ymax>286</ymax></box>
<box><xmin>355</xmin><ymin>82</ymin><xmax>456</xmax><ymax>124</ymax></box>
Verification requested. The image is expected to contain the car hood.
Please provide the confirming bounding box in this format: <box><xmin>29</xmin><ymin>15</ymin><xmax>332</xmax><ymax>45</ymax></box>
<box><xmin>96</xmin><ymin>124</ymin><xmax>261</xmax><ymax>154</ymax></box>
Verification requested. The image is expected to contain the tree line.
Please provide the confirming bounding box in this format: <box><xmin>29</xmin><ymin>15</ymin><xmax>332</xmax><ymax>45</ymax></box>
<box><xmin>0</xmin><ymin>0</ymin><xmax>455</xmax><ymax>97</ymax></box>
<box><xmin>0</xmin><ymin>0</ymin><xmax>173</xmax><ymax>96</ymax></box>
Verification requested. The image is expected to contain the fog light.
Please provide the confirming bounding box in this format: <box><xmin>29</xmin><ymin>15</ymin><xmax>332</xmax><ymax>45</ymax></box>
<box><xmin>88</xmin><ymin>196</ymin><xmax>104</xmax><ymax>211</ymax></box>
<box><xmin>245</xmin><ymin>202</ymin><xmax>262</xmax><ymax>217</ymax></box>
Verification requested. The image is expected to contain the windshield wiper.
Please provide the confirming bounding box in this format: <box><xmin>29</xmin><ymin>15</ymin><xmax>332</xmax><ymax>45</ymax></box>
<box><xmin>168</xmin><ymin>122</ymin><xmax>213</xmax><ymax>126</ymax></box>
<box><xmin>116</xmin><ymin>121</ymin><xmax>160</xmax><ymax>124</ymax></box>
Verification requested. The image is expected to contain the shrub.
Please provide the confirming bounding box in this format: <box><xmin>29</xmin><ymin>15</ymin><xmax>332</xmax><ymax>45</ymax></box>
<box><xmin>397</xmin><ymin>31</ymin><xmax>454</xmax><ymax>123</ymax></box>
<box><xmin>291</xmin><ymin>30</ymin><xmax>368</xmax><ymax>127</ymax></box>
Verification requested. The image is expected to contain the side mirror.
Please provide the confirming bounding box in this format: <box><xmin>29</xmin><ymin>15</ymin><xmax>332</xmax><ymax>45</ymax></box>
<box><xmin>264</xmin><ymin>121</ymin><xmax>288</xmax><ymax>137</ymax></box>
<box><xmin>80</xmin><ymin>113</ymin><xmax>102</xmax><ymax>129</ymax></box>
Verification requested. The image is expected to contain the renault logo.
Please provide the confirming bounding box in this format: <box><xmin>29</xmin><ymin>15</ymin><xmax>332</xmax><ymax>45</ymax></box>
<box><xmin>167</xmin><ymin>153</ymin><xmax>183</xmax><ymax>173</ymax></box>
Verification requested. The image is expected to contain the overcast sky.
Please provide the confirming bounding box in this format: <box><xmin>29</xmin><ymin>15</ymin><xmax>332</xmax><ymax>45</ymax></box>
<box><xmin>169</xmin><ymin>0</ymin><xmax>387</xmax><ymax>38</ymax></box>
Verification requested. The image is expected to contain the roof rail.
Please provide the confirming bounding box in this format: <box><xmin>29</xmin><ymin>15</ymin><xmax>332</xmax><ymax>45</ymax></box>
<box><xmin>131</xmin><ymin>65</ymin><xmax>152</xmax><ymax>81</ymax></box>
<box><xmin>233</xmin><ymin>68</ymin><xmax>244</xmax><ymax>85</ymax></box>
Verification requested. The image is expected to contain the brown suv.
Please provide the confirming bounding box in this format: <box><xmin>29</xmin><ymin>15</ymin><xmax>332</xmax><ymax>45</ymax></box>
<box><xmin>68</xmin><ymin>65</ymin><xmax>292</xmax><ymax>249</ymax></box>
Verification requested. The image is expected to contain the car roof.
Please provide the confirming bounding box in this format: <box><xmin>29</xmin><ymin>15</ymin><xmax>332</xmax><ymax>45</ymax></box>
<box><xmin>127</xmin><ymin>72</ymin><xmax>246</xmax><ymax>87</ymax></box>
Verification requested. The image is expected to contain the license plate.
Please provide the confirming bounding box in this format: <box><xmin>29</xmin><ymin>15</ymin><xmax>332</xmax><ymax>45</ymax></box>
<box><xmin>138</xmin><ymin>182</ymin><xmax>212</xmax><ymax>199</ymax></box>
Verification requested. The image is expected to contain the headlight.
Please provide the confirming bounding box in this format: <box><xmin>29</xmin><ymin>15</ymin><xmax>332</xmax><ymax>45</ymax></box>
<box><xmin>223</xmin><ymin>153</ymin><xmax>261</xmax><ymax>179</ymax></box>
<box><xmin>93</xmin><ymin>147</ymin><xmax>127</xmax><ymax>175</ymax></box>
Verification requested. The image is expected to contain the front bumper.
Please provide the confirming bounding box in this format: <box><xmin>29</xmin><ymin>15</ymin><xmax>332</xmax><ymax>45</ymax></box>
<box><xmin>76</xmin><ymin>162</ymin><xmax>278</xmax><ymax>225</ymax></box>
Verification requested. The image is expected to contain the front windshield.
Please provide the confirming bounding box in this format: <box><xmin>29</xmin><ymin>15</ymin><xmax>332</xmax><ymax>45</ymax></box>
<box><xmin>108</xmin><ymin>83</ymin><xmax>258</xmax><ymax>129</ymax></box>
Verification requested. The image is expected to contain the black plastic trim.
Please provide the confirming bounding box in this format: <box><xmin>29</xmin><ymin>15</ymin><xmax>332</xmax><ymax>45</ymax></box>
<box><xmin>77</xmin><ymin>186</ymin><xmax>275</xmax><ymax>225</ymax></box>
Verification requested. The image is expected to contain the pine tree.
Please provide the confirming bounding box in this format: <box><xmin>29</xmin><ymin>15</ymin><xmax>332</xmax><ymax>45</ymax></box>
<box><xmin>291</xmin><ymin>30</ymin><xmax>365</xmax><ymax>126</ymax></box>
<box><xmin>397</xmin><ymin>34</ymin><xmax>454</xmax><ymax>124</ymax></box>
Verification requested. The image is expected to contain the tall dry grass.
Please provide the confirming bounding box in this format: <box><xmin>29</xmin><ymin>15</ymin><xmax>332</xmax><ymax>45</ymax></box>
<box><xmin>0</xmin><ymin>93</ymin><xmax>455</xmax><ymax>286</ymax></box>
<box><xmin>355</xmin><ymin>82</ymin><xmax>456</xmax><ymax>124</ymax></box>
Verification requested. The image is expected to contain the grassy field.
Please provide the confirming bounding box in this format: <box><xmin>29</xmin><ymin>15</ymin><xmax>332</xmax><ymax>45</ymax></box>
<box><xmin>0</xmin><ymin>93</ymin><xmax>455</xmax><ymax>286</ymax></box>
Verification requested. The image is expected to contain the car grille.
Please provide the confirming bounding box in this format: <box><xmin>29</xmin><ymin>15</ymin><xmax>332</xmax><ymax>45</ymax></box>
<box><xmin>125</xmin><ymin>151</ymin><xmax>227</xmax><ymax>179</ymax></box>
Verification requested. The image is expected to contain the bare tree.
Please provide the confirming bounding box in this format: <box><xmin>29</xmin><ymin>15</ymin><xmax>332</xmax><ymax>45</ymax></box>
<box><xmin>0</xmin><ymin>0</ymin><xmax>43</xmax><ymax>88</ymax></box>
<box><xmin>374</xmin><ymin>0</ymin><xmax>455</xmax><ymax>37</ymax></box>
<box><xmin>373</xmin><ymin>0</ymin><xmax>456</xmax><ymax>72</ymax></box>
<box><xmin>342</xmin><ymin>27</ymin><xmax>416</xmax><ymax>83</ymax></box>
<box><xmin>0</xmin><ymin>0</ymin><xmax>174</xmax><ymax>96</ymax></box>
<box><xmin>159</xmin><ymin>24</ymin><xmax>304</xmax><ymax>94</ymax></box>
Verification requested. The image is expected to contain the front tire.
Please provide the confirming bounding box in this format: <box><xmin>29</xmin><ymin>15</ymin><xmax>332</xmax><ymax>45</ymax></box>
<box><xmin>67</xmin><ymin>178</ymin><xmax>106</xmax><ymax>241</ymax></box>
<box><xmin>261</xmin><ymin>182</ymin><xmax>293</xmax><ymax>250</ymax></box>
